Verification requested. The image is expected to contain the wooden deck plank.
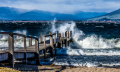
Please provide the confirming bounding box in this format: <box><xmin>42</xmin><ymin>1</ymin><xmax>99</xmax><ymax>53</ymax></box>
<box><xmin>14</xmin><ymin>43</ymin><xmax>51</xmax><ymax>52</ymax></box>
<box><xmin>0</xmin><ymin>38</ymin><xmax>60</xmax><ymax>54</ymax></box>
<box><xmin>0</xmin><ymin>51</ymin><xmax>8</xmax><ymax>53</ymax></box>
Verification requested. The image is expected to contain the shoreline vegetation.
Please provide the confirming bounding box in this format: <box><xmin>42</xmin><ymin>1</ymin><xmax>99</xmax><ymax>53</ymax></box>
<box><xmin>1</xmin><ymin>64</ymin><xmax>120</xmax><ymax>72</ymax></box>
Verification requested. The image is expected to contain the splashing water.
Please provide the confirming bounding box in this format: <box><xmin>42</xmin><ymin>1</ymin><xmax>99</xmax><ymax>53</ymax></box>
<box><xmin>50</xmin><ymin>20</ymin><xmax>120</xmax><ymax>67</ymax></box>
<box><xmin>1</xmin><ymin>20</ymin><xmax>120</xmax><ymax>67</ymax></box>
<box><xmin>49</xmin><ymin>20</ymin><xmax>120</xmax><ymax>56</ymax></box>
<box><xmin>51</xmin><ymin>21</ymin><xmax>117</xmax><ymax>49</ymax></box>
<box><xmin>51</xmin><ymin>18</ymin><xmax>56</xmax><ymax>33</ymax></box>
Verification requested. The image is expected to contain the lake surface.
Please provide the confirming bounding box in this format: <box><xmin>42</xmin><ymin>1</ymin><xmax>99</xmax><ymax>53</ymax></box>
<box><xmin>0</xmin><ymin>20</ymin><xmax>120</xmax><ymax>67</ymax></box>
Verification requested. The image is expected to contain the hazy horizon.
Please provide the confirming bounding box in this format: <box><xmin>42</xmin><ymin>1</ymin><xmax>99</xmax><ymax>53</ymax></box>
<box><xmin>0</xmin><ymin>0</ymin><xmax>120</xmax><ymax>14</ymax></box>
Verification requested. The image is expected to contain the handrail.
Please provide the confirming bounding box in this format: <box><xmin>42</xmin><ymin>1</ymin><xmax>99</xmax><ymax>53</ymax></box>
<box><xmin>0</xmin><ymin>32</ymin><xmax>11</xmax><ymax>34</ymax></box>
<box><xmin>0</xmin><ymin>32</ymin><xmax>38</xmax><ymax>39</ymax></box>
<box><xmin>0</xmin><ymin>30</ymin><xmax>72</xmax><ymax>68</ymax></box>
<box><xmin>44</xmin><ymin>33</ymin><xmax>56</xmax><ymax>37</ymax></box>
<box><xmin>52</xmin><ymin>33</ymin><xmax>56</xmax><ymax>35</ymax></box>
<box><xmin>26</xmin><ymin>36</ymin><xmax>37</xmax><ymax>39</ymax></box>
<box><xmin>44</xmin><ymin>35</ymin><xmax>52</xmax><ymax>37</ymax></box>
<box><xmin>12</xmin><ymin>33</ymin><xmax>25</xmax><ymax>37</ymax></box>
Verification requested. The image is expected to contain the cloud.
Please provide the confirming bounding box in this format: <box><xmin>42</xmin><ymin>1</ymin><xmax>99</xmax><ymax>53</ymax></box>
<box><xmin>0</xmin><ymin>0</ymin><xmax>120</xmax><ymax>14</ymax></box>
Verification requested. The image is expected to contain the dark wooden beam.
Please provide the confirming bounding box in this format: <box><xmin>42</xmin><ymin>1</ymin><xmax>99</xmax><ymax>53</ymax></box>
<box><xmin>35</xmin><ymin>37</ymin><xmax>40</xmax><ymax>65</ymax></box>
<box><xmin>8</xmin><ymin>33</ymin><xmax>14</xmax><ymax>68</ymax></box>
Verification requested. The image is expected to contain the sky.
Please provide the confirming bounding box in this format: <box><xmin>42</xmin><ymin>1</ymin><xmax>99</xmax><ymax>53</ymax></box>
<box><xmin>0</xmin><ymin>0</ymin><xmax>120</xmax><ymax>14</ymax></box>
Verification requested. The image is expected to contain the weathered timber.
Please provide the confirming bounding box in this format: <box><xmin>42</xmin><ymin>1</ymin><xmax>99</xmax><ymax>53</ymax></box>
<box><xmin>44</xmin><ymin>36</ymin><xmax>46</xmax><ymax>59</ymax></box>
<box><xmin>68</xmin><ymin>31</ymin><xmax>69</xmax><ymax>38</ymax></box>
<box><xmin>70</xmin><ymin>31</ymin><xmax>73</xmax><ymax>42</ymax></box>
<box><xmin>58</xmin><ymin>33</ymin><xmax>61</xmax><ymax>48</ymax></box>
<box><xmin>13</xmin><ymin>33</ymin><xmax>25</xmax><ymax>37</ymax></box>
<box><xmin>40</xmin><ymin>33</ymin><xmax>43</xmax><ymax>43</ymax></box>
<box><xmin>29</xmin><ymin>35</ymin><xmax>32</xmax><ymax>46</ymax></box>
<box><xmin>57</xmin><ymin>31</ymin><xmax>59</xmax><ymax>38</ymax></box>
<box><xmin>8</xmin><ymin>33</ymin><xmax>14</xmax><ymax>68</ymax></box>
<box><xmin>54</xmin><ymin>34</ymin><xmax>56</xmax><ymax>55</ymax></box>
<box><xmin>49</xmin><ymin>32</ymin><xmax>53</xmax><ymax>57</ymax></box>
<box><xmin>70</xmin><ymin>31</ymin><xmax>72</xmax><ymax>37</ymax></box>
<box><xmin>24</xmin><ymin>37</ymin><xmax>27</xmax><ymax>64</ymax></box>
<box><xmin>14</xmin><ymin>43</ymin><xmax>51</xmax><ymax>52</ymax></box>
<box><xmin>67</xmin><ymin>31</ymin><xmax>70</xmax><ymax>47</ymax></box>
<box><xmin>65</xmin><ymin>31</ymin><xmax>67</xmax><ymax>47</ymax></box>
<box><xmin>0</xmin><ymin>31</ymin><xmax>72</xmax><ymax>68</ymax></box>
<box><xmin>62</xmin><ymin>33</ymin><xmax>64</xmax><ymax>47</ymax></box>
<box><xmin>35</xmin><ymin>37</ymin><xmax>40</xmax><ymax>65</ymax></box>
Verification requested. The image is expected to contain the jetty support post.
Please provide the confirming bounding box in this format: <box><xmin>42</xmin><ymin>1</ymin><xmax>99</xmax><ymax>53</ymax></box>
<box><xmin>44</xmin><ymin>36</ymin><xmax>46</xmax><ymax>59</ymax></box>
<box><xmin>57</xmin><ymin>31</ymin><xmax>59</xmax><ymax>39</ymax></box>
<box><xmin>24</xmin><ymin>37</ymin><xmax>27</xmax><ymax>64</ymax></box>
<box><xmin>35</xmin><ymin>37</ymin><xmax>40</xmax><ymax>65</ymax></box>
<box><xmin>70</xmin><ymin>31</ymin><xmax>72</xmax><ymax>42</ymax></box>
<box><xmin>62</xmin><ymin>33</ymin><xmax>64</xmax><ymax>47</ymax></box>
<box><xmin>58</xmin><ymin>33</ymin><xmax>61</xmax><ymax>48</ymax></box>
<box><xmin>49</xmin><ymin>32</ymin><xmax>53</xmax><ymax>57</ymax></box>
<box><xmin>8</xmin><ymin>33</ymin><xmax>14</xmax><ymax>68</ymax></box>
<box><xmin>68</xmin><ymin>31</ymin><xmax>69</xmax><ymax>39</ymax></box>
<box><xmin>65</xmin><ymin>31</ymin><xmax>67</xmax><ymax>47</ymax></box>
<box><xmin>70</xmin><ymin>31</ymin><xmax>72</xmax><ymax>38</ymax></box>
<box><xmin>68</xmin><ymin>31</ymin><xmax>69</xmax><ymax>47</ymax></box>
<box><xmin>40</xmin><ymin>33</ymin><xmax>43</xmax><ymax>43</ymax></box>
<box><xmin>29</xmin><ymin>35</ymin><xmax>32</xmax><ymax>46</ymax></box>
<box><xmin>54</xmin><ymin>34</ymin><xmax>56</xmax><ymax>56</ymax></box>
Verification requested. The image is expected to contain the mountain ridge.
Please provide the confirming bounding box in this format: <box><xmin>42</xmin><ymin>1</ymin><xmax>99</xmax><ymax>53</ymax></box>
<box><xmin>89</xmin><ymin>8</ymin><xmax>120</xmax><ymax>20</ymax></box>
<box><xmin>0</xmin><ymin>7</ymin><xmax>107</xmax><ymax>20</ymax></box>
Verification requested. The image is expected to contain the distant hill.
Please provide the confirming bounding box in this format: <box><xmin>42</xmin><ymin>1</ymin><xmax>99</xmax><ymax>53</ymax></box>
<box><xmin>0</xmin><ymin>7</ymin><xmax>107</xmax><ymax>20</ymax></box>
<box><xmin>15</xmin><ymin>10</ymin><xmax>77</xmax><ymax>20</ymax></box>
<box><xmin>89</xmin><ymin>8</ymin><xmax>120</xmax><ymax>20</ymax></box>
<box><xmin>74</xmin><ymin>11</ymin><xmax>107</xmax><ymax>19</ymax></box>
<box><xmin>0</xmin><ymin>7</ymin><xmax>28</xmax><ymax>20</ymax></box>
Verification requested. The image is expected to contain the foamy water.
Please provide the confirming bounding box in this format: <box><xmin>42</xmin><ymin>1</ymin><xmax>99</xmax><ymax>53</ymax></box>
<box><xmin>50</xmin><ymin>20</ymin><xmax>120</xmax><ymax>67</ymax></box>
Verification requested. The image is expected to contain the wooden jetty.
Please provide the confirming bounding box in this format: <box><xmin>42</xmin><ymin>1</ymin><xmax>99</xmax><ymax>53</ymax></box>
<box><xmin>0</xmin><ymin>31</ymin><xmax>72</xmax><ymax>68</ymax></box>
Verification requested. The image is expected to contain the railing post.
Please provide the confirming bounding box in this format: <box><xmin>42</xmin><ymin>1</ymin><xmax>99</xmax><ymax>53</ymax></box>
<box><xmin>49</xmin><ymin>32</ymin><xmax>53</xmax><ymax>57</ymax></box>
<box><xmin>44</xmin><ymin>36</ymin><xmax>46</xmax><ymax>59</ymax></box>
<box><xmin>49</xmin><ymin>32</ymin><xmax>53</xmax><ymax>47</ymax></box>
<box><xmin>65</xmin><ymin>31</ymin><xmax>67</xmax><ymax>39</ymax></box>
<box><xmin>8</xmin><ymin>33</ymin><xmax>14</xmax><ymax>68</ymax></box>
<box><xmin>58</xmin><ymin>33</ymin><xmax>61</xmax><ymax>48</ymax></box>
<box><xmin>68</xmin><ymin>31</ymin><xmax>69</xmax><ymax>38</ymax></box>
<box><xmin>70</xmin><ymin>31</ymin><xmax>72</xmax><ymax>37</ymax></box>
<box><xmin>24</xmin><ymin>37</ymin><xmax>27</xmax><ymax>64</ymax></box>
<box><xmin>29</xmin><ymin>35</ymin><xmax>32</xmax><ymax>46</ymax></box>
<box><xmin>70</xmin><ymin>31</ymin><xmax>72</xmax><ymax>42</ymax></box>
<box><xmin>54</xmin><ymin>34</ymin><xmax>56</xmax><ymax>44</ymax></box>
<box><xmin>68</xmin><ymin>31</ymin><xmax>69</xmax><ymax>47</ymax></box>
<box><xmin>65</xmin><ymin>31</ymin><xmax>67</xmax><ymax>47</ymax></box>
<box><xmin>62</xmin><ymin>33</ymin><xmax>64</xmax><ymax>47</ymax></box>
<box><xmin>40</xmin><ymin>33</ymin><xmax>43</xmax><ymax>43</ymax></box>
<box><xmin>35</xmin><ymin>37</ymin><xmax>40</xmax><ymax>65</ymax></box>
<box><xmin>57</xmin><ymin>31</ymin><xmax>59</xmax><ymax>39</ymax></box>
<box><xmin>54</xmin><ymin>34</ymin><xmax>56</xmax><ymax>55</ymax></box>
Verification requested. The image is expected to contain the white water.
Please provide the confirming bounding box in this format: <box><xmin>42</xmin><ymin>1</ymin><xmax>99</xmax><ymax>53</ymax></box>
<box><xmin>0</xmin><ymin>21</ymin><xmax>119</xmax><ymax>50</ymax></box>
<box><xmin>51</xmin><ymin>21</ymin><xmax>120</xmax><ymax>49</ymax></box>
<box><xmin>1</xmin><ymin>20</ymin><xmax>120</xmax><ymax>67</ymax></box>
<box><xmin>51</xmin><ymin>18</ymin><xmax>56</xmax><ymax>33</ymax></box>
<box><xmin>50</xmin><ymin>20</ymin><xmax>120</xmax><ymax>67</ymax></box>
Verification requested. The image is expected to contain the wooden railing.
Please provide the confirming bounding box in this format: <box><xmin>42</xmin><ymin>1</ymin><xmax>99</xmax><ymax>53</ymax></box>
<box><xmin>0</xmin><ymin>32</ymin><xmax>40</xmax><ymax>68</ymax></box>
<box><xmin>0</xmin><ymin>30</ymin><xmax>72</xmax><ymax>68</ymax></box>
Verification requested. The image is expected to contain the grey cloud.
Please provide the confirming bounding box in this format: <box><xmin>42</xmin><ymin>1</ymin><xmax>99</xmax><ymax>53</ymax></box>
<box><xmin>0</xmin><ymin>0</ymin><xmax>120</xmax><ymax>13</ymax></box>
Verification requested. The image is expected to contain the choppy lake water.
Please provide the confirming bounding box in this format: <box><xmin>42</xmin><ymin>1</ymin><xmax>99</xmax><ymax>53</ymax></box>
<box><xmin>1</xmin><ymin>20</ymin><xmax>120</xmax><ymax>67</ymax></box>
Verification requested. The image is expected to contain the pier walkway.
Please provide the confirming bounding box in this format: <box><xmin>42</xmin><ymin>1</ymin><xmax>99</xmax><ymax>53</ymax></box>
<box><xmin>0</xmin><ymin>31</ymin><xmax>72</xmax><ymax>68</ymax></box>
